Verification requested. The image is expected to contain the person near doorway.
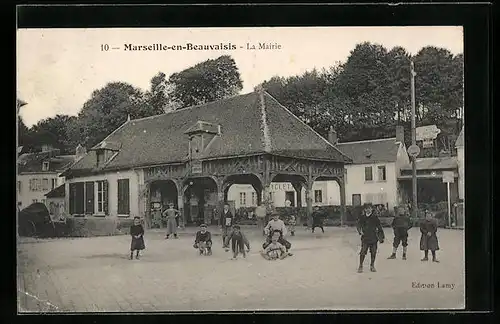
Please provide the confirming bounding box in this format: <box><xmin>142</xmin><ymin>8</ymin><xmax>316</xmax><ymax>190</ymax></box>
<box><xmin>356</xmin><ymin>204</ymin><xmax>385</xmax><ymax>273</ymax></box>
<box><xmin>388</xmin><ymin>207</ymin><xmax>412</xmax><ymax>260</ymax></box>
<box><xmin>221</xmin><ymin>203</ymin><xmax>234</xmax><ymax>248</ymax></box>
<box><xmin>311</xmin><ymin>206</ymin><xmax>325</xmax><ymax>233</ymax></box>
<box><xmin>420</xmin><ymin>210</ymin><xmax>440</xmax><ymax>262</ymax></box>
<box><xmin>255</xmin><ymin>203</ymin><xmax>267</xmax><ymax>236</ymax></box>
<box><xmin>263</xmin><ymin>211</ymin><xmax>293</xmax><ymax>256</ymax></box>
<box><xmin>163</xmin><ymin>203</ymin><xmax>180</xmax><ymax>239</ymax></box>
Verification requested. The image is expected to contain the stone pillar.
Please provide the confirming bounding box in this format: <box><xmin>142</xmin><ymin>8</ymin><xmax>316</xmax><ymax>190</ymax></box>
<box><xmin>305</xmin><ymin>182</ymin><xmax>313</xmax><ymax>228</ymax></box>
<box><xmin>339</xmin><ymin>178</ymin><xmax>346</xmax><ymax>227</ymax></box>
<box><xmin>291</xmin><ymin>181</ymin><xmax>303</xmax><ymax>225</ymax></box>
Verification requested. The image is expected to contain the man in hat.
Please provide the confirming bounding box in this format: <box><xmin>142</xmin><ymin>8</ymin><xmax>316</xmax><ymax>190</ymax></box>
<box><xmin>163</xmin><ymin>203</ymin><xmax>180</xmax><ymax>239</ymax></box>
<box><xmin>263</xmin><ymin>211</ymin><xmax>293</xmax><ymax>256</ymax></box>
<box><xmin>356</xmin><ymin>203</ymin><xmax>385</xmax><ymax>273</ymax></box>
<box><xmin>388</xmin><ymin>206</ymin><xmax>412</xmax><ymax>260</ymax></box>
<box><xmin>193</xmin><ymin>223</ymin><xmax>212</xmax><ymax>255</ymax></box>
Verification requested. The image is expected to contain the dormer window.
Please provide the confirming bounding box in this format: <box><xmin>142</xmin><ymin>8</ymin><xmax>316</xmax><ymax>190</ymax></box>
<box><xmin>96</xmin><ymin>150</ymin><xmax>106</xmax><ymax>167</ymax></box>
<box><xmin>184</xmin><ymin>121</ymin><xmax>220</xmax><ymax>159</ymax></box>
<box><xmin>90</xmin><ymin>140</ymin><xmax>121</xmax><ymax>168</ymax></box>
<box><xmin>42</xmin><ymin>161</ymin><xmax>49</xmax><ymax>171</ymax></box>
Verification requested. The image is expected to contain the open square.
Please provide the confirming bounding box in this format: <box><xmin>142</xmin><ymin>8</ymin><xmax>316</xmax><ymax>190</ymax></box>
<box><xmin>17</xmin><ymin>227</ymin><xmax>464</xmax><ymax>312</ymax></box>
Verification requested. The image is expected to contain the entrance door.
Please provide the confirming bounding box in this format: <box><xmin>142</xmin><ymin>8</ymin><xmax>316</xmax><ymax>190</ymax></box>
<box><xmin>285</xmin><ymin>191</ymin><xmax>295</xmax><ymax>207</ymax></box>
<box><xmin>352</xmin><ymin>194</ymin><xmax>361</xmax><ymax>206</ymax></box>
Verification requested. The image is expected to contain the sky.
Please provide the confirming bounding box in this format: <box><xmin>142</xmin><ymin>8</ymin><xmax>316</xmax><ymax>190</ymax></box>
<box><xmin>17</xmin><ymin>26</ymin><xmax>463</xmax><ymax>127</ymax></box>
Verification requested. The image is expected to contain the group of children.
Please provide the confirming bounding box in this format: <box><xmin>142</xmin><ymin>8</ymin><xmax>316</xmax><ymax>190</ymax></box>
<box><xmin>128</xmin><ymin>203</ymin><xmax>441</xmax><ymax>269</ymax></box>
<box><xmin>356</xmin><ymin>203</ymin><xmax>441</xmax><ymax>273</ymax></box>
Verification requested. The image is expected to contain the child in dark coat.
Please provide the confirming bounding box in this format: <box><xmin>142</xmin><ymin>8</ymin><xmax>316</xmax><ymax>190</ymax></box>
<box><xmin>356</xmin><ymin>204</ymin><xmax>385</xmax><ymax>273</ymax></box>
<box><xmin>224</xmin><ymin>225</ymin><xmax>250</xmax><ymax>259</ymax></box>
<box><xmin>388</xmin><ymin>207</ymin><xmax>413</xmax><ymax>260</ymax></box>
<box><xmin>420</xmin><ymin>210</ymin><xmax>440</xmax><ymax>262</ymax></box>
<box><xmin>130</xmin><ymin>216</ymin><xmax>145</xmax><ymax>260</ymax></box>
<box><xmin>193</xmin><ymin>223</ymin><xmax>212</xmax><ymax>255</ymax></box>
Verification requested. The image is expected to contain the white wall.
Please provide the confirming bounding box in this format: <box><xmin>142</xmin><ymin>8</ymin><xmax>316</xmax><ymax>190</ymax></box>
<box><xmin>344</xmin><ymin>162</ymin><xmax>398</xmax><ymax>208</ymax></box>
<box><xmin>64</xmin><ymin>169</ymin><xmax>143</xmax><ymax>218</ymax></box>
<box><xmin>227</xmin><ymin>181</ymin><xmax>340</xmax><ymax>208</ymax></box>
<box><xmin>457</xmin><ymin>147</ymin><xmax>464</xmax><ymax>200</ymax></box>
<box><xmin>17</xmin><ymin>173</ymin><xmax>62</xmax><ymax>210</ymax></box>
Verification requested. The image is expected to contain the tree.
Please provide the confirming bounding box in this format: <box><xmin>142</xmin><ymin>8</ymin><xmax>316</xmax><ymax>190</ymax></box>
<box><xmin>169</xmin><ymin>55</ymin><xmax>243</xmax><ymax>108</ymax></box>
<box><xmin>76</xmin><ymin>82</ymin><xmax>154</xmax><ymax>148</ymax></box>
<box><xmin>18</xmin><ymin>116</ymin><xmax>35</xmax><ymax>152</ymax></box>
<box><xmin>30</xmin><ymin>115</ymin><xmax>79</xmax><ymax>154</ymax></box>
<box><xmin>144</xmin><ymin>72</ymin><xmax>181</xmax><ymax>113</ymax></box>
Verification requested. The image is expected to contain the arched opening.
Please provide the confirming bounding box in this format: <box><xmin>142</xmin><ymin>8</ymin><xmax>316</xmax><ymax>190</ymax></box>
<box><xmin>183</xmin><ymin>177</ymin><xmax>218</xmax><ymax>227</ymax></box>
<box><xmin>313</xmin><ymin>176</ymin><xmax>344</xmax><ymax>226</ymax></box>
<box><xmin>149</xmin><ymin>180</ymin><xmax>179</xmax><ymax>228</ymax></box>
<box><xmin>224</xmin><ymin>173</ymin><xmax>263</xmax><ymax>225</ymax></box>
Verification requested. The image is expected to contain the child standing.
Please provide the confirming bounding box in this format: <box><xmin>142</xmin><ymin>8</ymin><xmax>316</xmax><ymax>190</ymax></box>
<box><xmin>356</xmin><ymin>204</ymin><xmax>385</xmax><ymax>273</ymax></box>
<box><xmin>420</xmin><ymin>210</ymin><xmax>440</xmax><ymax>262</ymax></box>
<box><xmin>130</xmin><ymin>216</ymin><xmax>145</xmax><ymax>260</ymax></box>
<box><xmin>224</xmin><ymin>225</ymin><xmax>250</xmax><ymax>259</ymax></box>
<box><xmin>193</xmin><ymin>223</ymin><xmax>212</xmax><ymax>255</ymax></box>
<box><xmin>261</xmin><ymin>230</ymin><xmax>288</xmax><ymax>260</ymax></box>
<box><xmin>387</xmin><ymin>207</ymin><xmax>413</xmax><ymax>260</ymax></box>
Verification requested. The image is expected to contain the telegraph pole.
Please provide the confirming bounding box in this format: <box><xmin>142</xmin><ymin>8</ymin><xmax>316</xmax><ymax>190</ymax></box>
<box><xmin>410</xmin><ymin>61</ymin><xmax>418</xmax><ymax>218</ymax></box>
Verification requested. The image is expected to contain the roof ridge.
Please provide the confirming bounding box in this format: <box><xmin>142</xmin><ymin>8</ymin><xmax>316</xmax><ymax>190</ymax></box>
<box><xmin>263</xmin><ymin>91</ymin><xmax>353</xmax><ymax>163</ymax></box>
<box><xmin>337</xmin><ymin>137</ymin><xmax>397</xmax><ymax>145</ymax></box>
<box><xmin>126</xmin><ymin>92</ymin><xmax>256</xmax><ymax>124</ymax></box>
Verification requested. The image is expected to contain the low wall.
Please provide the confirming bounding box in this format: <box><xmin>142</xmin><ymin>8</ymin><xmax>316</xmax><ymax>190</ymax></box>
<box><xmin>63</xmin><ymin>217</ymin><xmax>135</xmax><ymax>237</ymax></box>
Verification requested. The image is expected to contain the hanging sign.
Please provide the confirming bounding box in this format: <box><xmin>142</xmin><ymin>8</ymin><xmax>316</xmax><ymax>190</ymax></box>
<box><xmin>422</xmin><ymin>138</ymin><xmax>434</xmax><ymax>148</ymax></box>
<box><xmin>191</xmin><ymin>160</ymin><xmax>202</xmax><ymax>174</ymax></box>
<box><xmin>416</xmin><ymin>125</ymin><xmax>441</xmax><ymax>141</ymax></box>
<box><xmin>442</xmin><ymin>171</ymin><xmax>455</xmax><ymax>183</ymax></box>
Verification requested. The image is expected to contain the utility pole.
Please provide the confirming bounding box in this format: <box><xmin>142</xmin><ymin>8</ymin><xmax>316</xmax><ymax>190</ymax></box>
<box><xmin>410</xmin><ymin>61</ymin><xmax>418</xmax><ymax>218</ymax></box>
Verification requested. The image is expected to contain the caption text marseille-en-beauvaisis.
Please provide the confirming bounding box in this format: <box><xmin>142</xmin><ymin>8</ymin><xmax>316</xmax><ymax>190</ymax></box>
<box><xmin>100</xmin><ymin>42</ymin><xmax>282</xmax><ymax>52</ymax></box>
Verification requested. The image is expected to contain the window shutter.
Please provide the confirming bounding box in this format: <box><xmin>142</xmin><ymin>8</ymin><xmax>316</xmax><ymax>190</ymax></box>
<box><xmin>103</xmin><ymin>180</ymin><xmax>109</xmax><ymax>215</ymax></box>
<box><xmin>85</xmin><ymin>182</ymin><xmax>95</xmax><ymax>214</ymax></box>
<box><xmin>75</xmin><ymin>182</ymin><xmax>85</xmax><ymax>214</ymax></box>
<box><xmin>69</xmin><ymin>183</ymin><xmax>76</xmax><ymax>214</ymax></box>
<box><xmin>117</xmin><ymin>179</ymin><xmax>130</xmax><ymax>215</ymax></box>
<box><xmin>124</xmin><ymin>179</ymin><xmax>130</xmax><ymax>214</ymax></box>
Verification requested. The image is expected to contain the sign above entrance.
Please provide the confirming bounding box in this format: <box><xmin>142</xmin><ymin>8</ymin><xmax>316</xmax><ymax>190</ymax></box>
<box><xmin>442</xmin><ymin>171</ymin><xmax>454</xmax><ymax>183</ymax></box>
<box><xmin>408</xmin><ymin>144</ymin><xmax>420</xmax><ymax>158</ymax></box>
<box><xmin>416</xmin><ymin>125</ymin><xmax>441</xmax><ymax>141</ymax></box>
<box><xmin>191</xmin><ymin>160</ymin><xmax>202</xmax><ymax>174</ymax></box>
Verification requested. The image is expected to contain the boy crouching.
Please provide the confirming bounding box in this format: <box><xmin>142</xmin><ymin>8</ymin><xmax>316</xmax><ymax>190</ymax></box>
<box><xmin>261</xmin><ymin>230</ymin><xmax>288</xmax><ymax>260</ymax></box>
<box><xmin>193</xmin><ymin>224</ymin><xmax>212</xmax><ymax>255</ymax></box>
<box><xmin>224</xmin><ymin>225</ymin><xmax>250</xmax><ymax>259</ymax></box>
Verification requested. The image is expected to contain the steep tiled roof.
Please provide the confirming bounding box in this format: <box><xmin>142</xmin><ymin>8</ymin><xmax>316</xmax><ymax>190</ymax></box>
<box><xmin>455</xmin><ymin>127</ymin><xmax>464</xmax><ymax>147</ymax></box>
<box><xmin>45</xmin><ymin>183</ymin><xmax>65</xmax><ymax>198</ymax></box>
<box><xmin>336</xmin><ymin>138</ymin><xmax>400</xmax><ymax>164</ymax></box>
<box><xmin>400</xmin><ymin>157</ymin><xmax>458</xmax><ymax>170</ymax></box>
<box><xmin>18</xmin><ymin>150</ymin><xmax>75</xmax><ymax>173</ymax></box>
<box><xmin>65</xmin><ymin>91</ymin><xmax>351</xmax><ymax>174</ymax></box>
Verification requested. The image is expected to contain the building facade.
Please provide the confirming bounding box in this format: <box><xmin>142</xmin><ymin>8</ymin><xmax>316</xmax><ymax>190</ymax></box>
<box><xmin>61</xmin><ymin>91</ymin><xmax>351</xmax><ymax>230</ymax></box>
<box><xmin>17</xmin><ymin>147</ymin><xmax>76</xmax><ymax>210</ymax></box>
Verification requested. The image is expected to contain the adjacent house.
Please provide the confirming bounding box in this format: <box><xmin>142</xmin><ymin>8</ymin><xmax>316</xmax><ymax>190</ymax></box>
<box><xmin>17</xmin><ymin>145</ymin><xmax>76</xmax><ymax>210</ymax></box>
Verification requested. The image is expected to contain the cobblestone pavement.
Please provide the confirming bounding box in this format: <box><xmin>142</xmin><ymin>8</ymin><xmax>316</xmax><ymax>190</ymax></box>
<box><xmin>17</xmin><ymin>227</ymin><xmax>465</xmax><ymax>312</ymax></box>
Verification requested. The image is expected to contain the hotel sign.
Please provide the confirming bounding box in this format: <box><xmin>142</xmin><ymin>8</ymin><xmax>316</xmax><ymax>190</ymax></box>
<box><xmin>191</xmin><ymin>160</ymin><xmax>202</xmax><ymax>174</ymax></box>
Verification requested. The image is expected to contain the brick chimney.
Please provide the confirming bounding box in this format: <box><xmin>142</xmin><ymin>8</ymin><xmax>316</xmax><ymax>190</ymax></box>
<box><xmin>75</xmin><ymin>144</ymin><xmax>87</xmax><ymax>161</ymax></box>
<box><xmin>396</xmin><ymin>125</ymin><xmax>405</xmax><ymax>144</ymax></box>
<box><xmin>328</xmin><ymin>126</ymin><xmax>338</xmax><ymax>145</ymax></box>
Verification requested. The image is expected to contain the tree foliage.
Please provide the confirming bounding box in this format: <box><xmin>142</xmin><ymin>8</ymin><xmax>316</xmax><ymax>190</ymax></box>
<box><xmin>169</xmin><ymin>55</ymin><xmax>243</xmax><ymax>108</ymax></box>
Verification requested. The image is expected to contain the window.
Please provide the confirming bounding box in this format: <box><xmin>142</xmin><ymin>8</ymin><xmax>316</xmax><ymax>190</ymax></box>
<box><xmin>239</xmin><ymin>192</ymin><xmax>247</xmax><ymax>206</ymax></box>
<box><xmin>32</xmin><ymin>199</ymin><xmax>38</xmax><ymax>203</ymax></box>
<box><xmin>378</xmin><ymin>165</ymin><xmax>387</xmax><ymax>181</ymax></box>
<box><xmin>69</xmin><ymin>182</ymin><xmax>85</xmax><ymax>215</ymax></box>
<box><xmin>96</xmin><ymin>150</ymin><xmax>109</xmax><ymax>167</ymax></box>
<box><xmin>269</xmin><ymin>192</ymin><xmax>274</xmax><ymax>202</ymax></box>
<box><xmin>51</xmin><ymin>178</ymin><xmax>57</xmax><ymax>190</ymax></box>
<box><xmin>117</xmin><ymin>179</ymin><xmax>130</xmax><ymax>215</ymax></box>
<box><xmin>42</xmin><ymin>161</ymin><xmax>49</xmax><ymax>171</ymax></box>
<box><xmin>41</xmin><ymin>199</ymin><xmax>46</xmax><ymax>205</ymax></box>
<box><xmin>85</xmin><ymin>182</ymin><xmax>95</xmax><ymax>214</ymax></box>
<box><xmin>29</xmin><ymin>178</ymin><xmax>41</xmax><ymax>191</ymax></box>
<box><xmin>352</xmin><ymin>194</ymin><xmax>361</xmax><ymax>206</ymax></box>
<box><xmin>96</xmin><ymin>180</ymin><xmax>108</xmax><ymax>214</ymax></box>
<box><xmin>17</xmin><ymin>181</ymin><xmax>22</xmax><ymax>193</ymax></box>
<box><xmin>314</xmin><ymin>190</ymin><xmax>323</xmax><ymax>203</ymax></box>
<box><xmin>42</xmin><ymin>178</ymin><xmax>49</xmax><ymax>191</ymax></box>
<box><xmin>365</xmin><ymin>166</ymin><xmax>373</xmax><ymax>181</ymax></box>
<box><xmin>251</xmin><ymin>192</ymin><xmax>257</xmax><ymax>206</ymax></box>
